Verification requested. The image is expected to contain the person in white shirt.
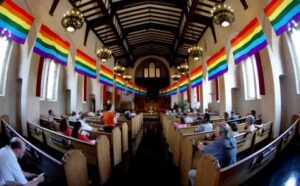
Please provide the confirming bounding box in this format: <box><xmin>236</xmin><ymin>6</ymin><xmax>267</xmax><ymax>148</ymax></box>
<box><xmin>195</xmin><ymin>113</ymin><xmax>213</xmax><ymax>132</ymax></box>
<box><xmin>130</xmin><ymin>110</ymin><xmax>137</xmax><ymax>117</ymax></box>
<box><xmin>183</xmin><ymin>113</ymin><xmax>194</xmax><ymax>124</ymax></box>
<box><xmin>0</xmin><ymin>137</ymin><xmax>44</xmax><ymax>186</ymax></box>
<box><xmin>68</xmin><ymin>111</ymin><xmax>78</xmax><ymax>122</ymax></box>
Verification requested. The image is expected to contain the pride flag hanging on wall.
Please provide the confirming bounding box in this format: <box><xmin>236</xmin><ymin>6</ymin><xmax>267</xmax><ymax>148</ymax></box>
<box><xmin>206</xmin><ymin>47</ymin><xmax>228</xmax><ymax>81</ymax></box>
<box><xmin>179</xmin><ymin>76</ymin><xmax>188</xmax><ymax>93</ymax></box>
<box><xmin>190</xmin><ymin>65</ymin><xmax>203</xmax><ymax>87</ymax></box>
<box><xmin>170</xmin><ymin>82</ymin><xmax>178</xmax><ymax>95</ymax></box>
<box><xmin>0</xmin><ymin>0</ymin><xmax>34</xmax><ymax>44</ymax></box>
<box><xmin>127</xmin><ymin>81</ymin><xmax>134</xmax><ymax>93</ymax></box>
<box><xmin>75</xmin><ymin>49</ymin><xmax>96</xmax><ymax>78</ymax></box>
<box><xmin>264</xmin><ymin>0</ymin><xmax>300</xmax><ymax>36</ymax></box>
<box><xmin>99</xmin><ymin>65</ymin><xmax>113</xmax><ymax>87</ymax></box>
<box><xmin>34</xmin><ymin>24</ymin><xmax>70</xmax><ymax>66</ymax></box>
<box><xmin>115</xmin><ymin>75</ymin><xmax>126</xmax><ymax>91</ymax></box>
<box><xmin>231</xmin><ymin>17</ymin><xmax>268</xmax><ymax>65</ymax></box>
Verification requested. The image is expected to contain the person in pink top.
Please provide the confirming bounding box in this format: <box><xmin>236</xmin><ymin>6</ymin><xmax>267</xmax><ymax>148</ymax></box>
<box><xmin>71</xmin><ymin>121</ymin><xmax>93</xmax><ymax>144</ymax></box>
<box><xmin>59</xmin><ymin>119</ymin><xmax>72</xmax><ymax>136</ymax></box>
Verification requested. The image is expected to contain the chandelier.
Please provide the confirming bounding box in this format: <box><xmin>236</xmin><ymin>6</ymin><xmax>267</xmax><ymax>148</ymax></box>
<box><xmin>188</xmin><ymin>45</ymin><xmax>203</xmax><ymax>60</ymax></box>
<box><xmin>114</xmin><ymin>62</ymin><xmax>125</xmax><ymax>76</ymax></box>
<box><xmin>171</xmin><ymin>73</ymin><xmax>181</xmax><ymax>82</ymax></box>
<box><xmin>177</xmin><ymin>63</ymin><xmax>189</xmax><ymax>75</ymax></box>
<box><xmin>96</xmin><ymin>46</ymin><xmax>112</xmax><ymax>62</ymax></box>
<box><xmin>61</xmin><ymin>7</ymin><xmax>84</xmax><ymax>32</ymax></box>
<box><xmin>123</xmin><ymin>72</ymin><xmax>132</xmax><ymax>82</ymax></box>
<box><xmin>211</xmin><ymin>2</ymin><xmax>235</xmax><ymax>27</ymax></box>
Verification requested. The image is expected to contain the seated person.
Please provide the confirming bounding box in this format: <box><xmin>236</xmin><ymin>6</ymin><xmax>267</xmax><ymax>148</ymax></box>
<box><xmin>183</xmin><ymin>113</ymin><xmax>194</xmax><ymax>124</ymax></box>
<box><xmin>241</xmin><ymin>115</ymin><xmax>257</xmax><ymax>133</ymax></box>
<box><xmin>222</xmin><ymin>112</ymin><xmax>229</xmax><ymax>121</ymax></box>
<box><xmin>68</xmin><ymin>111</ymin><xmax>78</xmax><ymax>122</ymax></box>
<box><xmin>79</xmin><ymin>114</ymin><xmax>93</xmax><ymax>132</ymax></box>
<box><xmin>230</xmin><ymin>110</ymin><xmax>239</xmax><ymax>121</ymax></box>
<box><xmin>229</xmin><ymin>121</ymin><xmax>239</xmax><ymax>136</ymax></box>
<box><xmin>196</xmin><ymin>113</ymin><xmax>203</xmax><ymax>123</ymax></box>
<box><xmin>130</xmin><ymin>110</ymin><xmax>137</xmax><ymax>117</ymax></box>
<box><xmin>173</xmin><ymin>117</ymin><xmax>188</xmax><ymax>129</ymax></box>
<box><xmin>195</xmin><ymin>113</ymin><xmax>213</xmax><ymax>132</ymax></box>
<box><xmin>102</xmin><ymin>104</ymin><xmax>117</xmax><ymax>133</ymax></box>
<box><xmin>251</xmin><ymin>110</ymin><xmax>257</xmax><ymax>120</ymax></box>
<box><xmin>71</xmin><ymin>122</ymin><xmax>94</xmax><ymax>144</ymax></box>
<box><xmin>188</xmin><ymin>123</ymin><xmax>237</xmax><ymax>186</ymax></box>
<box><xmin>0</xmin><ymin>137</ymin><xmax>45</xmax><ymax>186</ymax></box>
<box><xmin>124</xmin><ymin>110</ymin><xmax>131</xmax><ymax>120</ymax></box>
<box><xmin>59</xmin><ymin>119</ymin><xmax>72</xmax><ymax>136</ymax></box>
<box><xmin>48</xmin><ymin>109</ymin><xmax>55</xmax><ymax>122</ymax></box>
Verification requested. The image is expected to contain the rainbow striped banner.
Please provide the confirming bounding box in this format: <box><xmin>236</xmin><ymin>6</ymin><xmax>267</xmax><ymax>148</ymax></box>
<box><xmin>115</xmin><ymin>75</ymin><xmax>126</xmax><ymax>91</ymax></box>
<box><xmin>127</xmin><ymin>81</ymin><xmax>134</xmax><ymax>93</ymax></box>
<box><xmin>206</xmin><ymin>47</ymin><xmax>228</xmax><ymax>81</ymax></box>
<box><xmin>190</xmin><ymin>65</ymin><xmax>203</xmax><ymax>87</ymax></box>
<box><xmin>140</xmin><ymin>87</ymin><xmax>147</xmax><ymax>95</ymax></box>
<box><xmin>34</xmin><ymin>24</ymin><xmax>70</xmax><ymax>66</ymax></box>
<box><xmin>75</xmin><ymin>49</ymin><xmax>96</xmax><ymax>78</ymax></box>
<box><xmin>170</xmin><ymin>82</ymin><xmax>178</xmax><ymax>96</ymax></box>
<box><xmin>0</xmin><ymin>0</ymin><xmax>34</xmax><ymax>44</ymax></box>
<box><xmin>99</xmin><ymin>65</ymin><xmax>113</xmax><ymax>87</ymax></box>
<box><xmin>179</xmin><ymin>76</ymin><xmax>188</xmax><ymax>93</ymax></box>
<box><xmin>231</xmin><ymin>17</ymin><xmax>268</xmax><ymax>65</ymax></box>
<box><xmin>264</xmin><ymin>0</ymin><xmax>300</xmax><ymax>36</ymax></box>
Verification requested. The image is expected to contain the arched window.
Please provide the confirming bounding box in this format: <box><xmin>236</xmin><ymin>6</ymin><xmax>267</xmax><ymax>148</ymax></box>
<box><xmin>0</xmin><ymin>38</ymin><xmax>11</xmax><ymax>96</ymax></box>
<box><xmin>41</xmin><ymin>59</ymin><xmax>60</xmax><ymax>101</ymax></box>
<box><xmin>242</xmin><ymin>56</ymin><xmax>260</xmax><ymax>100</ymax></box>
<box><xmin>288</xmin><ymin>27</ymin><xmax>300</xmax><ymax>94</ymax></box>
<box><xmin>144</xmin><ymin>62</ymin><xmax>160</xmax><ymax>78</ymax></box>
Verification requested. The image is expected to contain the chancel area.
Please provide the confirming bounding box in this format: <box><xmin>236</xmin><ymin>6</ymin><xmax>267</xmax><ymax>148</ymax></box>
<box><xmin>0</xmin><ymin>0</ymin><xmax>300</xmax><ymax>186</ymax></box>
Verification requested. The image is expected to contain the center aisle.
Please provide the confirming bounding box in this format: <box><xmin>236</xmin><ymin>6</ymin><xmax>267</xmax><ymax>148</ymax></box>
<box><xmin>107</xmin><ymin>120</ymin><xmax>181</xmax><ymax>186</ymax></box>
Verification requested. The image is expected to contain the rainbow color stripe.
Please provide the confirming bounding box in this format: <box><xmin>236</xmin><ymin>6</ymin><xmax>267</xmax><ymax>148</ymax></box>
<box><xmin>179</xmin><ymin>76</ymin><xmax>188</xmax><ymax>93</ymax></box>
<box><xmin>231</xmin><ymin>17</ymin><xmax>268</xmax><ymax>65</ymax></box>
<box><xmin>115</xmin><ymin>75</ymin><xmax>126</xmax><ymax>91</ymax></box>
<box><xmin>264</xmin><ymin>0</ymin><xmax>300</xmax><ymax>36</ymax></box>
<box><xmin>140</xmin><ymin>87</ymin><xmax>147</xmax><ymax>95</ymax></box>
<box><xmin>34</xmin><ymin>24</ymin><xmax>70</xmax><ymax>66</ymax></box>
<box><xmin>170</xmin><ymin>82</ymin><xmax>178</xmax><ymax>95</ymax></box>
<box><xmin>127</xmin><ymin>81</ymin><xmax>134</xmax><ymax>93</ymax></box>
<box><xmin>0</xmin><ymin>0</ymin><xmax>34</xmax><ymax>44</ymax></box>
<box><xmin>206</xmin><ymin>47</ymin><xmax>228</xmax><ymax>81</ymax></box>
<box><xmin>75</xmin><ymin>49</ymin><xmax>96</xmax><ymax>78</ymax></box>
<box><xmin>99</xmin><ymin>65</ymin><xmax>113</xmax><ymax>87</ymax></box>
<box><xmin>190</xmin><ymin>65</ymin><xmax>203</xmax><ymax>87</ymax></box>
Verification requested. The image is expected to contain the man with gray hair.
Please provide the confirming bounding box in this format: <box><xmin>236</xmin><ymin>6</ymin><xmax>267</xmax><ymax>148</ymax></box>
<box><xmin>0</xmin><ymin>137</ymin><xmax>44</xmax><ymax>186</ymax></box>
<box><xmin>188</xmin><ymin>123</ymin><xmax>237</xmax><ymax>186</ymax></box>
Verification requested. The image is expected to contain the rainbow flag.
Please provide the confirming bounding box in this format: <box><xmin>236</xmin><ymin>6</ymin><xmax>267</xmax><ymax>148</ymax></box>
<box><xmin>190</xmin><ymin>65</ymin><xmax>203</xmax><ymax>87</ymax></box>
<box><xmin>127</xmin><ymin>81</ymin><xmax>134</xmax><ymax>93</ymax></box>
<box><xmin>34</xmin><ymin>24</ymin><xmax>70</xmax><ymax>66</ymax></box>
<box><xmin>170</xmin><ymin>83</ymin><xmax>177</xmax><ymax>95</ymax></box>
<box><xmin>0</xmin><ymin>0</ymin><xmax>34</xmax><ymax>44</ymax></box>
<box><xmin>116</xmin><ymin>75</ymin><xmax>126</xmax><ymax>91</ymax></box>
<box><xmin>264</xmin><ymin>0</ymin><xmax>300</xmax><ymax>36</ymax></box>
<box><xmin>75</xmin><ymin>49</ymin><xmax>96</xmax><ymax>78</ymax></box>
<box><xmin>99</xmin><ymin>65</ymin><xmax>113</xmax><ymax>87</ymax></box>
<box><xmin>179</xmin><ymin>76</ymin><xmax>188</xmax><ymax>93</ymax></box>
<box><xmin>206</xmin><ymin>47</ymin><xmax>228</xmax><ymax>81</ymax></box>
<box><xmin>231</xmin><ymin>17</ymin><xmax>268</xmax><ymax>65</ymax></box>
<box><xmin>140</xmin><ymin>87</ymin><xmax>147</xmax><ymax>95</ymax></box>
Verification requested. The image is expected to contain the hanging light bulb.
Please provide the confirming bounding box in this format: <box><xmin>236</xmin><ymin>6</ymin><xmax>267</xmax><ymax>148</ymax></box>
<box><xmin>96</xmin><ymin>46</ymin><xmax>112</xmax><ymax>62</ymax></box>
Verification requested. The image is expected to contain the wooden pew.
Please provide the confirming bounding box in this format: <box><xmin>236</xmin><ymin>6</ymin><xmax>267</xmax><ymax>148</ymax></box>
<box><xmin>27</xmin><ymin>122</ymin><xmax>111</xmax><ymax>185</ymax></box>
<box><xmin>179</xmin><ymin>122</ymin><xmax>261</xmax><ymax>186</ymax></box>
<box><xmin>194</xmin><ymin>119</ymin><xmax>299</xmax><ymax>186</ymax></box>
<box><xmin>1</xmin><ymin>119</ymin><xmax>89</xmax><ymax>186</ymax></box>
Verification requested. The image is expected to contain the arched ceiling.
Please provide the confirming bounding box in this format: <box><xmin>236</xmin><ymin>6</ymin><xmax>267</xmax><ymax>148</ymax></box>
<box><xmin>66</xmin><ymin>0</ymin><xmax>243</xmax><ymax>66</ymax></box>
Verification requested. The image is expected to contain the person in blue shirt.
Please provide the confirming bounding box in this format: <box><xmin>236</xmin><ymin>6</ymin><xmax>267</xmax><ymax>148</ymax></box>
<box><xmin>48</xmin><ymin>109</ymin><xmax>55</xmax><ymax>122</ymax></box>
<box><xmin>194</xmin><ymin>113</ymin><xmax>212</xmax><ymax>132</ymax></box>
<box><xmin>188</xmin><ymin>122</ymin><xmax>237</xmax><ymax>186</ymax></box>
<box><xmin>230</xmin><ymin>110</ymin><xmax>239</xmax><ymax>121</ymax></box>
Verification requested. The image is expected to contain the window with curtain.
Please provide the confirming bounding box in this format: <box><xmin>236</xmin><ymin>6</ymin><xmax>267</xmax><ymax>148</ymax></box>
<box><xmin>0</xmin><ymin>38</ymin><xmax>11</xmax><ymax>96</ymax></box>
<box><xmin>41</xmin><ymin>59</ymin><xmax>60</xmax><ymax>101</ymax></box>
<box><xmin>242</xmin><ymin>56</ymin><xmax>260</xmax><ymax>100</ymax></box>
<box><xmin>288</xmin><ymin>27</ymin><xmax>300</xmax><ymax>94</ymax></box>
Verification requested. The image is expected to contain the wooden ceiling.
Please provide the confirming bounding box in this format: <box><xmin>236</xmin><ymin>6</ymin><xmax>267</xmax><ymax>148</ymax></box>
<box><xmin>65</xmin><ymin>0</ymin><xmax>227</xmax><ymax>66</ymax></box>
